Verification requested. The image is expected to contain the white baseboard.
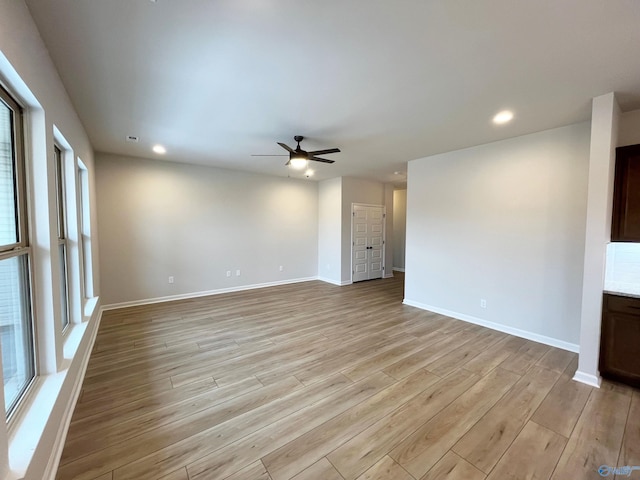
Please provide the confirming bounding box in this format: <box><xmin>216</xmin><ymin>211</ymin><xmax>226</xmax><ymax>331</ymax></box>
<box><xmin>102</xmin><ymin>276</ymin><xmax>319</xmax><ymax>310</ymax></box>
<box><xmin>317</xmin><ymin>276</ymin><xmax>352</xmax><ymax>286</ymax></box>
<box><xmin>384</xmin><ymin>273</ymin><xmax>394</xmax><ymax>278</ymax></box>
<box><xmin>393</xmin><ymin>267</ymin><xmax>405</xmax><ymax>272</ymax></box>
<box><xmin>572</xmin><ymin>370</ymin><xmax>602</xmax><ymax>388</ymax></box>
<box><xmin>402</xmin><ymin>298</ymin><xmax>580</xmax><ymax>353</ymax></box>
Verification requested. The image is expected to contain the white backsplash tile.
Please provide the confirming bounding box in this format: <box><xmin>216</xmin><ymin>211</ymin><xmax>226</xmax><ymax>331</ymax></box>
<box><xmin>605</xmin><ymin>243</ymin><xmax>640</xmax><ymax>295</ymax></box>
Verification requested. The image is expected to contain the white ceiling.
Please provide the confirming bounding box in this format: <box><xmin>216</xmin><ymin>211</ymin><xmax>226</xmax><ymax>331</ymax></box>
<box><xmin>25</xmin><ymin>0</ymin><xmax>640</xmax><ymax>185</ymax></box>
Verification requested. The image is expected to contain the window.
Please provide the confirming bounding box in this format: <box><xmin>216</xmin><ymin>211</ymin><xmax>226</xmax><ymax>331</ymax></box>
<box><xmin>0</xmin><ymin>85</ymin><xmax>34</xmax><ymax>417</ymax></box>
<box><xmin>54</xmin><ymin>145</ymin><xmax>70</xmax><ymax>330</ymax></box>
<box><xmin>77</xmin><ymin>159</ymin><xmax>93</xmax><ymax>299</ymax></box>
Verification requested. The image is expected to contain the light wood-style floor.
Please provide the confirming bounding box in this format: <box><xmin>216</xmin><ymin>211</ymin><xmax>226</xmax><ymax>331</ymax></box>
<box><xmin>57</xmin><ymin>274</ymin><xmax>639</xmax><ymax>480</ymax></box>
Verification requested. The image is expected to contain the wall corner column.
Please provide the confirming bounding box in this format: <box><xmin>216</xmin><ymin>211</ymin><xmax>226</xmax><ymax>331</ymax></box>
<box><xmin>384</xmin><ymin>184</ymin><xmax>394</xmax><ymax>277</ymax></box>
<box><xmin>574</xmin><ymin>92</ymin><xmax>620</xmax><ymax>387</ymax></box>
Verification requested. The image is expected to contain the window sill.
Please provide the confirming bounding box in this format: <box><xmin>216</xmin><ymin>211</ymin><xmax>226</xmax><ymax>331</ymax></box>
<box><xmin>83</xmin><ymin>297</ymin><xmax>99</xmax><ymax>320</ymax></box>
<box><xmin>8</xmin><ymin>372</ymin><xmax>65</xmax><ymax>477</ymax></box>
<box><xmin>6</xmin><ymin>297</ymin><xmax>100</xmax><ymax>479</ymax></box>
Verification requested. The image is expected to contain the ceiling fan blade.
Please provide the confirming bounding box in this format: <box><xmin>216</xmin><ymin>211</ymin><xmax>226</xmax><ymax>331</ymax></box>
<box><xmin>309</xmin><ymin>156</ymin><xmax>335</xmax><ymax>164</ymax></box>
<box><xmin>277</xmin><ymin>142</ymin><xmax>295</xmax><ymax>153</ymax></box>
<box><xmin>308</xmin><ymin>148</ymin><xmax>340</xmax><ymax>156</ymax></box>
<box><xmin>251</xmin><ymin>154</ymin><xmax>289</xmax><ymax>156</ymax></box>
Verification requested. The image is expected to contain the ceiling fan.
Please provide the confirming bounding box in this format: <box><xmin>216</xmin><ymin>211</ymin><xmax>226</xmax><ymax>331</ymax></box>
<box><xmin>252</xmin><ymin>136</ymin><xmax>340</xmax><ymax>169</ymax></box>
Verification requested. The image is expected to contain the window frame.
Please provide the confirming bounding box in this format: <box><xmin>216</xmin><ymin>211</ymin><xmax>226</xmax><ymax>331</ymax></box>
<box><xmin>54</xmin><ymin>144</ymin><xmax>70</xmax><ymax>332</ymax></box>
<box><xmin>0</xmin><ymin>88</ymin><xmax>27</xmax><ymax>254</ymax></box>
<box><xmin>0</xmin><ymin>83</ymin><xmax>36</xmax><ymax>420</ymax></box>
<box><xmin>77</xmin><ymin>159</ymin><xmax>93</xmax><ymax>301</ymax></box>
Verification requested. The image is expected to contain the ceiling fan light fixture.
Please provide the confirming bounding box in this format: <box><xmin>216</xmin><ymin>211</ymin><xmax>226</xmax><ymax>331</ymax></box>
<box><xmin>290</xmin><ymin>157</ymin><xmax>308</xmax><ymax>170</ymax></box>
<box><xmin>256</xmin><ymin>136</ymin><xmax>340</xmax><ymax>168</ymax></box>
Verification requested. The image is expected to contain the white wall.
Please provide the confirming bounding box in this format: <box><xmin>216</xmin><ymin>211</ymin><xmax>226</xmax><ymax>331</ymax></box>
<box><xmin>0</xmin><ymin>1</ymin><xmax>100</xmax><ymax>478</ymax></box>
<box><xmin>316</xmin><ymin>176</ymin><xmax>395</xmax><ymax>285</ymax></box>
<box><xmin>341</xmin><ymin>177</ymin><xmax>387</xmax><ymax>283</ymax></box>
<box><xmin>393</xmin><ymin>189</ymin><xmax>407</xmax><ymax>270</ymax></box>
<box><xmin>318</xmin><ymin>177</ymin><xmax>343</xmax><ymax>285</ymax></box>
<box><xmin>618</xmin><ymin>108</ymin><xmax>640</xmax><ymax>147</ymax></box>
<box><xmin>405</xmin><ymin>123</ymin><xmax>590</xmax><ymax>349</ymax></box>
<box><xmin>96</xmin><ymin>154</ymin><xmax>319</xmax><ymax>306</ymax></box>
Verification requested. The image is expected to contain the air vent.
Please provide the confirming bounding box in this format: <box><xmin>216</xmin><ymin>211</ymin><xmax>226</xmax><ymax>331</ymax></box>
<box><xmin>126</xmin><ymin>135</ymin><xmax>139</xmax><ymax>143</ymax></box>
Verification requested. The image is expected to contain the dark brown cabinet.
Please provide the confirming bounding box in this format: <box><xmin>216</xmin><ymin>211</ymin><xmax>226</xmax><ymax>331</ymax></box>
<box><xmin>612</xmin><ymin>144</ymin><xmax>640</xmax><ymax>242</ymax></box>
<box><xmin>600</xmin><ymin>293</ymin><xmax>640</xmax><ymax>387</ymax></box>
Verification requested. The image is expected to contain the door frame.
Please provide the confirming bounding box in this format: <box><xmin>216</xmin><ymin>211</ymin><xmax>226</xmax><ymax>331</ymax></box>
<box><xmin>351</xmin><ymin>203</ymin><xmax>386</xmax><ymax>283</ymax></box>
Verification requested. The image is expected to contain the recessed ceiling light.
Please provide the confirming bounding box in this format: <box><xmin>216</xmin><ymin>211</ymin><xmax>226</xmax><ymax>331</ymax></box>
<box><xmin>152</xmin><ymin>144</ymin><xmax>166</xmax><ymax>154</ymax></box>
<box><xmin>493</xmin><ymin>110</ymin><xmax>514</xmax><ymax>125</ymax></box>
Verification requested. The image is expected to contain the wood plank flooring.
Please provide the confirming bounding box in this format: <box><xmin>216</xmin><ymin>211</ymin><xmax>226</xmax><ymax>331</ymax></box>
<box><xmin>57</xmin><ymin>274</ymin><xmax>639</xmax><ymax>480</ymax></box>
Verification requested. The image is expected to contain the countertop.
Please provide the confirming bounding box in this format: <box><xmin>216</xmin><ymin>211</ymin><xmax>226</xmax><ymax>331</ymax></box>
<box><xmin>604</xmin><ymin>281</ymin><xmax>640</xmax><ymax>299</ymax></box>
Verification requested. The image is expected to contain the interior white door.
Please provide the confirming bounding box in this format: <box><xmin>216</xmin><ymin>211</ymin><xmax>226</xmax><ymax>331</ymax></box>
<box><xmin>352</xmin><ymin>204</ymin><xmax>385</xmax><ymax>282</ymax></box>
<box><xmin>352</xmin><ymin>206</ymin><xmax>369</xmax><ymax>282</ymax></box>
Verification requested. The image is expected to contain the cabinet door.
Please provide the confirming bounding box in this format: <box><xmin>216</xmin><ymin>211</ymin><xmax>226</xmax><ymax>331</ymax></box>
<box><xmin>612</xmin><ymin>144</ymin><xmax>640</xmax><ymax>242</ymax></box>
<box><xmin>599</xmin><ymin>310</ymin><xmax>640</xmax><ymax>387</ymax></box>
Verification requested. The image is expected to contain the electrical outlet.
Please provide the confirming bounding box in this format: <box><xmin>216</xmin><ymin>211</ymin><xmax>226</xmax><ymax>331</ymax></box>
<box><xmin>480</xmin><ymin>299</ymin><xmax>487</xmax><ymax>308</ymax></box>
<box><xmin>226</xmin><ymin>271</ymin><xmax>231</xmax><ymax>277</ymax></box>
<box><xmin>236</xmin><ymin>269</ymin><xmax>241</xmax><ymax>276</ymax></box>
<box><xmin>168</xmin><ymin>276</ymin><xmax>174</xmax><ymax>284</ymax></box>
<box><xmin>279</xmin><ymin>265</ymin><xmax>283</xmax><ymax>272</ymax></box>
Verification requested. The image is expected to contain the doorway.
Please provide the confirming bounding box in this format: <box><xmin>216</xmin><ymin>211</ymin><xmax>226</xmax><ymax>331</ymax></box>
<box><xmin>352</xmin><ymin>204</ymin><xmax>385</xmax><ymax>282</ymax></box>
